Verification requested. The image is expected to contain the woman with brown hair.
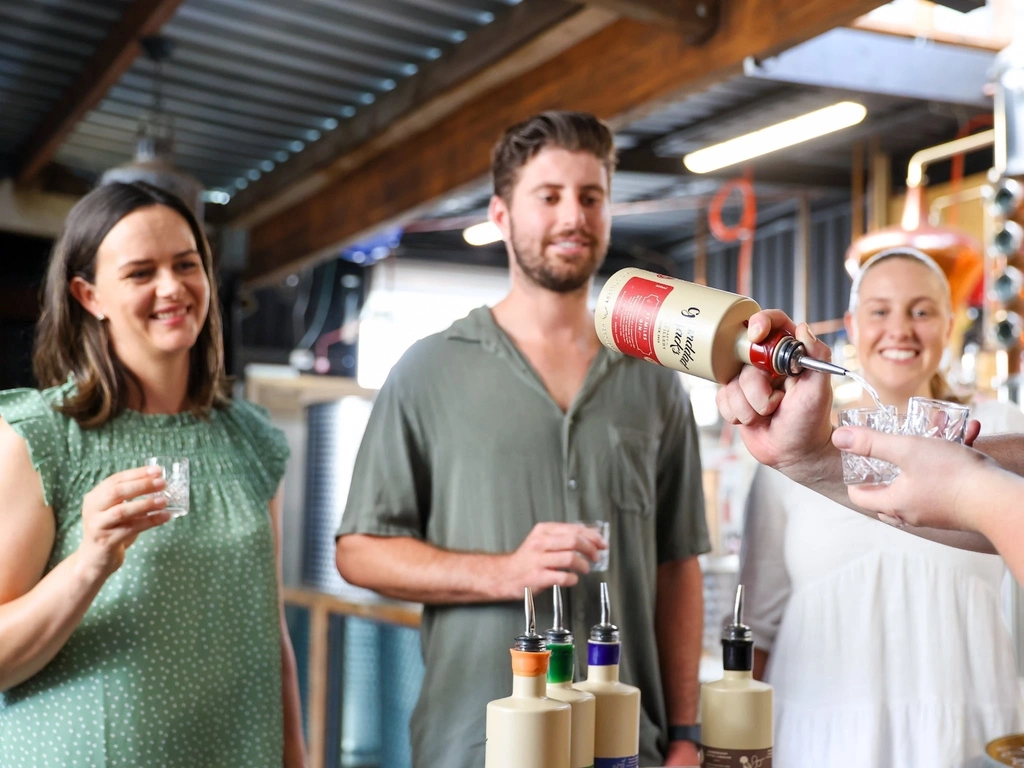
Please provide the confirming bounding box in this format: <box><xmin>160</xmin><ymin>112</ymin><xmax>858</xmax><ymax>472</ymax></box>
<box><xmin>0</xmin><ymin>182</ymin><xmax>306</xmax><ymax>767</ymax></box>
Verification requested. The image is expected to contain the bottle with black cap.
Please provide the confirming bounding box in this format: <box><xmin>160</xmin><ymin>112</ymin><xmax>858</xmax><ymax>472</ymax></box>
<box><xmin>545</xmin><ymin>585</ymin><xmax>595</xmax><ymax>768</ymax></box>
<box><xmin>700</xmin><ymin>584</ymin><xmax>773</xmax><ymax>767</ymax></box>
<box><xmin>485</xmin><ymin>587</ymin><xmax>571</xmax><ymax>768</ymax></box>
<box><xmin>575</xmin><ymin>583</ymin><xmax>640</xmax><ymax>767</ymax></box>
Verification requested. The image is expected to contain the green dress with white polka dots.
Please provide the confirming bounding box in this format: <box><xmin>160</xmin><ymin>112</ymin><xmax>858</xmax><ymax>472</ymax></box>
<box><xmin>0</xmin><ymin>379</ymin><xmax>290</xmax><ymax>768</ymax></box>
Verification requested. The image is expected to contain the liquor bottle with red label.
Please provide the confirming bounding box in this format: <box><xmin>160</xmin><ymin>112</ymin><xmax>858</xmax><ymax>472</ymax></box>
<box><xmin>594</xmin><ymin>268</ymin><xmax>845</xmax><ymax>384</ymax></box>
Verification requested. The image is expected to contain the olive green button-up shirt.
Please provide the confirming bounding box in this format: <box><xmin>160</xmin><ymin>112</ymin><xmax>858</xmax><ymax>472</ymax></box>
<box><xmin>338</xmin><ymin>307</ymin><xmax>709</xmax><ymax>768</ymax></box>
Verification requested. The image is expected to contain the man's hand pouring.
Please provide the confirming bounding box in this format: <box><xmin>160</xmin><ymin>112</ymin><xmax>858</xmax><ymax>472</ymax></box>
<box><xmin>715</xmin><ymin>310</ymin><xmax>836</xmax><ymax>484</ymax></box>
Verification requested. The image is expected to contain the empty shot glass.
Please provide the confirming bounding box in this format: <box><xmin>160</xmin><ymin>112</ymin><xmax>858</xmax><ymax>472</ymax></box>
<box><xmin>902</xmin><ymin>397</ymin><xmax>970</xmax><ymax>444</ymax></box>
<box><xmin>145</xmin><ymin>457</ymin><xmax>190</xmax><ymax>518</ymax></box>
<box><xmin>837</xmin><ymin>406</ymin><xmax>900</xmax><ymax>486</ymax></box>
<box><xmin>579</xmin><ymin>520</ymin><xmax>610</xmax><ymax>572</ymax></box>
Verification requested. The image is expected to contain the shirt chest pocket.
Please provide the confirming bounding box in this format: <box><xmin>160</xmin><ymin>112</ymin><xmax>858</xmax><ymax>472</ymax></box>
<box><xmin>608</xmin><ymin>425</ymin><xmax>658</xmax><ymax>517</ymax></box>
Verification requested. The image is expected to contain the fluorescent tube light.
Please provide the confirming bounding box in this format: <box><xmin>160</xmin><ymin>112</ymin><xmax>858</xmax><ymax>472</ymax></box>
<box><xmin>683</xmin><ymin>101</ymin><xmax>867</xmax><ymax>174</ymax></box>
<box><xmin>463</xmin><ymin>221</ymin><xmax>503</xmax><ymax>246</ymax></box>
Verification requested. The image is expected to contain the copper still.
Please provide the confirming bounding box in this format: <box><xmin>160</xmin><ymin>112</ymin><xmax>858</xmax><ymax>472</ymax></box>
<box><xmin>843</xmin><ymin>130</ymin><xmax>992</xmax><ymax>311</ymax></box>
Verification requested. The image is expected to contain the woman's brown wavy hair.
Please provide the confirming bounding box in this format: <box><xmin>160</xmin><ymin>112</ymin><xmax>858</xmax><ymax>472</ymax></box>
<box><xmin>33</xmin><ymin>182</ymin><xmax>231</xmax><ymax>428</ymax></box>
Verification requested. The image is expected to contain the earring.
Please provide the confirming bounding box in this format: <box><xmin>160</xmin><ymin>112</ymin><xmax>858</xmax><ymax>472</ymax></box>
<box><xmin>96</xmin><ymin>313</ymin><xmax>105</xmax><ymax>321</ymax></box>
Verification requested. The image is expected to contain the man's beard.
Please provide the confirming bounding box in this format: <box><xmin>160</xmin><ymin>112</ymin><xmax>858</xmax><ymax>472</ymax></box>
<box><xmin>509</xmin><ymin>220</ymin><xmax>607</xmax><ymax>294</ymax></box>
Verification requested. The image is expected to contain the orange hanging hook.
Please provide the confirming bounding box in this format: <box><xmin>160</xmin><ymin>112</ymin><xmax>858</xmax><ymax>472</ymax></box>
<box><xmin>708</xmin><ymin>169</ymin><xmax>757</xmax><ymax>296</ymax></box>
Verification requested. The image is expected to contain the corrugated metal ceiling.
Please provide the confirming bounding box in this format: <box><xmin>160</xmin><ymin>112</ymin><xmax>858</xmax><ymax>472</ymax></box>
<box><xmin>617</xmin><ymin>77</ymin><xmax>791</xmax><ymax>146</ymax></box>
<box><xmin>1</xmin><ymin>0</ymin><xmax>526</xmax><ymax>195</ymax></box>
<box><xmin>0</xmin><ymin>0</ymin><xmax>134</xmax><ymax>163</ymax></box>
<box><xmin>0</xmin><ymin>0</ymin><xmax>987</xmax><ymax>245</ymax></box>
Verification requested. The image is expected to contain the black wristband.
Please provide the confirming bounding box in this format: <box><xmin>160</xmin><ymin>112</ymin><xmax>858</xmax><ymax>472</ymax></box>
<box><xmin>668</xmin><ymin>724</ymin><xmax>701</xmax><ymax>744</ymax></box>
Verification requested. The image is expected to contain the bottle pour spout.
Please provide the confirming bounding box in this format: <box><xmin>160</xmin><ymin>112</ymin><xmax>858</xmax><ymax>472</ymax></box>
<box><xmin>513</xmin><ymin>587</ymin><xmax>545</xmax><ymax>652</ymax></box>
<box><xmin>545</xmin><ymin>585</ymin><xmax>573</xmax><ymax>645</ymax></box>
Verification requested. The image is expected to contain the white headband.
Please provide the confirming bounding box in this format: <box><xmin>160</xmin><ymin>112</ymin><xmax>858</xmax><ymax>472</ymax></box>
<box><xmin>848</xmin><ymin>247</ymin><xmax>951</xmax><ymax>314</ymax></box>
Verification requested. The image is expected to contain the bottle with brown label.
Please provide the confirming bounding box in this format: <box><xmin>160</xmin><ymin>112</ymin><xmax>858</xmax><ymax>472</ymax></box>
<box><xmin>574</xmin><ymin>583</ymin><xmax>640</xmax><ymax>768</ymax></box>
<box><xmin>594</xmin><ymin>267</ymin><xmax>846</xmax><ymax>384</ymax></box>
<box><xmin>485</xmin><ymin>588</ymin><xmax>571</xmax><ymax>768</ymax></box>
<box><xmin>545</xmin><ymin>585</ymin><xmax>596</xmax><ymax>768</ymax></box>
<box><xmin>700</xmin><ymin>585</ymin><xmax>773</xmax><ymax>768</ymax></box>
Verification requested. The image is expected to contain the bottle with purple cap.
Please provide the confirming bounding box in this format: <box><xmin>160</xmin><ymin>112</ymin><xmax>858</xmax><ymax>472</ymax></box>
<box><xmin>574</xmin><ymin>583</ymin><xmax>640</xmax><ymax>768</ymax></box>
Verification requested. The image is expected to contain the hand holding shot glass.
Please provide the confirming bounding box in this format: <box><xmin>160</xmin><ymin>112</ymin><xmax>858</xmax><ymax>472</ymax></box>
<box><xmin>839</xmin><ymin>397</ymin><xmax>971</xmax><ymax>487</ymax></box>
<box><xmin>579</xmin><ymin>520</ymin><xmax>610</xmax><ymax>572</ymax></box>
<box><xmin>902</xmin><ymin>396</ymin><xmax>970</xmax><ymax>443</ymax></box>
<box><xmin>838</xmin><ymin>406</ymin><xmax>900</xmax><ymax>485</ymax></box>
<box><xmin>145</xmin><ymin>457</ymin><xmax>190</xmax><ymax>518</ymax></box>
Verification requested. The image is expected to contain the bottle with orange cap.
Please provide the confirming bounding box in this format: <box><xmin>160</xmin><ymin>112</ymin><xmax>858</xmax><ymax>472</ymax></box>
<box><xmin>485</xmin><ymin>587</ymin><xmax>571</xmax><ymax>768</ymax></box>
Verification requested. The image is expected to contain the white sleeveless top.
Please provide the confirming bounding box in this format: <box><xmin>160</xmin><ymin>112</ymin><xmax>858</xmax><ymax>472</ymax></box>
<box><xmin>739</xmin><ymin>399</ymin><xmax>1024</xmax><ymax>768</ymax></box>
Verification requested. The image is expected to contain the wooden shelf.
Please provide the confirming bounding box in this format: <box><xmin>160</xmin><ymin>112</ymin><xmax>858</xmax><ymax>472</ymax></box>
<box><xmin>245</xmin><ymin>371</ymin><xmax>376</xmax><ymax>418</ymax></box>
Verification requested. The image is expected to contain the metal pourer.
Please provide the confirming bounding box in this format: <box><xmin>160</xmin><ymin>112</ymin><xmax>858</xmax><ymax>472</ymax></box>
<box><xmin>589</xmin><ymin>582</ymin><xmax>620</xmax><ymax>644</ymax></box>
<box><xmin>544</xmin><ymin>585</ymin><xmax>573</xmax><ymax>646</ymax></box>
<box><xmin>723</xmin><ymin>584</ymin><xmax>753</xmax><ymax>644</ymax></box>
<box><xmin>772</xmin><ymin>335</ymin><xmax>849</xmax><ymax>378</ymax></box>
<box><xmin>722</xmin><ymin>584</ymin><xmax>754</xmax><ymax>672</ymax></box>
<box><xmin>513</xmin><ymin>587</ymin><xmax>546</xmax><ymax>653</ymax></box>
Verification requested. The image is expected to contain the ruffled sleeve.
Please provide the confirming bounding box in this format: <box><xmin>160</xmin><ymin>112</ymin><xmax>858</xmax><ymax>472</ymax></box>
<box><xmin>0</xmin><ymin>387</ymin><xmax>68</xmax><ymax>508</ymax></box>
<box><xmin>225</xmin><ymin>399</ymin><xmax>291</xmax><ymax>502</ymax></box>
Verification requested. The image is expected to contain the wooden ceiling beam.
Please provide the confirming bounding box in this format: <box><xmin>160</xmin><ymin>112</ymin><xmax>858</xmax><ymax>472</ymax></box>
<box><xmin>15</xmin><ymin>0</ymin><xmax>187</xmax><ymax>186</ymax></box>
<box><xmin>222</xmin><ymin>0</ymin><xmax>608</xmax><ymax>228</ymax></box>
<box><xmin>245</xmin><ymin>0</ymin><xmax>883</xmax><ymax>285</ymax></box>
<box><xmin>573</xmin><ymin>0</ymin><xmax>720</xmax><ymax>41</ymax></box>
<box><xmin>851</xmin><ymin>0</ymin><xmax>1011</xmax><ymax>51</ymax></box>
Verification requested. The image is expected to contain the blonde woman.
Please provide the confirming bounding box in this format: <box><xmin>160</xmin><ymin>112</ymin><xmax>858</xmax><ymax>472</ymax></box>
<box><xmin>739</xmin><ymin>248</ymin><xmax>1024</xmax><ymax>768</ymax></box>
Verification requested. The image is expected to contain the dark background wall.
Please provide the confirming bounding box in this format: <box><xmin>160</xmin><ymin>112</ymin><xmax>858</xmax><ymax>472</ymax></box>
<box><xmin>0</xmin><ymin>231</ymin><xmax>51</xmax><ymax>390</ymax></box>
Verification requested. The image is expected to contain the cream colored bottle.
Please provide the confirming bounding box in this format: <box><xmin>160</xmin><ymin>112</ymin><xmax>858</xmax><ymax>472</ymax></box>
<box><xmin>574</xmin><ymin>583</ymin><xmax>640</xmax><ymax>768</ymax></box>
<box><xmin>594</xmin><ymin>267</ymin><xmax>846</xmax><ymax>384</ymax></box>
<box><xmin>545</xmin><ymin>586</ymin><xmax>596</xmax><ymax>768</ymax></box>
<box><xmin>485</xmin><ymin>588</ymin><xmax>571</xmax><ymax>768</ymax></box>
<box><xmin>700</xmin><ymin>585</ymin><xmax>773</xmax><ymax>768</ymax></box>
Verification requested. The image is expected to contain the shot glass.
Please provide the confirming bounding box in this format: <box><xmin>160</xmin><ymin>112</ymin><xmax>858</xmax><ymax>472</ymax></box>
<box><xmin>146</xmin><ymin>457</ymin><xmax>190</xmax><ymax>518</ymax></box>
<box><xmin>579</xmin><ymin>520</ymin><xmax>610</xmax><ymax>573</ymax></box>
<box><xmin>902</xmin><ymin>397</ymin><xmax>970</xmax><ymax>444</ymax></box>
<box><xmin>837</xmin><ymin>406</ymin><xmax>899</xmax><ymax>486</ymax></box>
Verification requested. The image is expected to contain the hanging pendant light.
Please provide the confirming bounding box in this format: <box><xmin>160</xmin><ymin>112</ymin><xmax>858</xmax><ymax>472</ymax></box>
<box><xmin>100</xmin><ymin>35</ymin><xmax>205</xmax><ymax>219</ymax></box>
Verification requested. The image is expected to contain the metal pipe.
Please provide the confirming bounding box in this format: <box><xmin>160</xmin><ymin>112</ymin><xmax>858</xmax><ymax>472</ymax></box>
<box><xmin>851</xmin><ymin>141</ymin><xmax>865</xmax><ymax>239</ymax></box>
<box><xmin>793</xmin><ymin>194</ymin><xmax>810</xmax><ymax>325</ymax></box>
<box><xmin>905</xmin><ymin>129</ymin><xmax>995</xmax><ymax>188</ymax></box>
<box><xmin>928</xmin><ymin>186</ymin><xmax>987</xmax><ymax>226</ymax></box>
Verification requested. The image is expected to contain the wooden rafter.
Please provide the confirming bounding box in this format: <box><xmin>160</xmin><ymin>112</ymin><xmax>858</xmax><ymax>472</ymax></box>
<box><xmin>851</xmin><ymin>0</ymin><xmax>1010</xmax><ymax>51</ymax></box>
<box><xmin>574</xmin><ymin>0</ymin><xmax>720</xmax><ymax>41</ymax></box>
<box><xmin>245</xmin><ymin>0</ymin><xmax>885</xmax><ymax>285</ymax></box>
<box><xmin>15</xmin><ymin>0</ymin><xmax>187</xmax><ymax>186</ymax></box>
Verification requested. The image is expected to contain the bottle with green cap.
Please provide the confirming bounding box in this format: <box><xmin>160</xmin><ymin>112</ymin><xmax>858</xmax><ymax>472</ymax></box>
<box><xmin>545</xmin><ymin>585</ymin><xmax>595</xmax><ymax>768</ymax></box>
<box><xmin>574</xmin><ymin>583</ymin><xmax>640</xmax><ymax>768</ymax></box>
<box><xmin>700</xmin><ymin>584</ymin><xmax>773</xmax><ymax>767</ymax></box>
<box><xmin>485</xmin><ymin>587</ymin><xmax>571</xmax><ymax>768</ymax></box>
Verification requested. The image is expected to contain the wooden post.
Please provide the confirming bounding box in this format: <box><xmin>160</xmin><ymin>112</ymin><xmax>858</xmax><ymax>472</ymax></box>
<box><xmin>695</xmin><ymin>208</ymin><xmax>708</xmax><ymax>286</ymax></box>
<box><xmin>307</xmin><ymin>605</ymin><xmax>330</xmax><ymax>768</ymax></box>
<box><xmin>868</xmin><ymin>137</ymin><xmax>890</xmax><ymax>233</ymax></box>
<box><xmin>851</xmin><ymin>141</ymin><xmax>865</xmax><ymax>240</ymax></box>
